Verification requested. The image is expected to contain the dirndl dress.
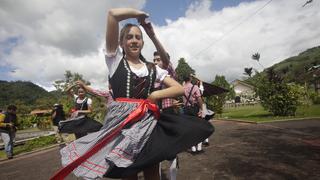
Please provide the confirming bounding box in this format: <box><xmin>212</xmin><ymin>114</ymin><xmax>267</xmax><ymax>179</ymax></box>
<box><xmin>54</xmin><ymin>98</ymin><xmax>213</xmax><ymax>179</ymax></box>
<box><xmin>201</xmin><ymin>103</ymin><xmax>215</xmax><ymax>121</ymax></box>
<box><xmin>58</xmin><ymin>115</ymin><xmax>102</xmax><ymax>134</ymax></box>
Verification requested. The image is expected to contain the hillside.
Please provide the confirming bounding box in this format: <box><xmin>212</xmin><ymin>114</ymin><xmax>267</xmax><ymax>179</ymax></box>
<box><xmin>0</xmin><ymin>80</ymin><xmax>56</xmax><ymax>110</ymax></box>
<box><xmin>246</xmin><ymin>46</ymin><xmax>320</xmax><ymax>86</ymax></box>
<box><xmin>270</xmin><ymin>46</ymin><xmax>320</xmax><ymax>84</ymax></box>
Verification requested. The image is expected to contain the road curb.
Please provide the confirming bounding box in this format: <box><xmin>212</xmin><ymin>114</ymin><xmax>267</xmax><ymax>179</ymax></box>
<box><xmin>0</xmin><ymin>143</ymin><xmax>60</xmax><ymax>163</ymax></box>
<box><xmin>215</xmin><ymin>118</ymin><xmax>258</xmax><ymax>124</ymax></box>
<box><xmin>257</xmin><ymin>117</ymin><xmax>320</xmax><ymax>123</ymax></box>
<box><xmin>216</xmin><ymin>117</ymin><xmax>320</xmax><ymax>124</ymax></box>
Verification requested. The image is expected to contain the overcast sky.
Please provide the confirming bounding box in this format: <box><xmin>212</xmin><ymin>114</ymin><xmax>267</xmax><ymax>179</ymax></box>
<box><xmin>0</xmin><ymin>0</ymin><xmax>319</xmax><ymax>91</ymax></box>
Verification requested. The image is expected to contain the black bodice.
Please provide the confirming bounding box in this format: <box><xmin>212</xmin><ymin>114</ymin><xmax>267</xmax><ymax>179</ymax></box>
<box><xmin>109</xmin><ymin>58</ymin><xmax>156</xmax><ymax>99</ymax></box>
<box><xmin>75</xmin><ymin>97</ymin><xmax>88</xmax><ymax>110</ymax></box>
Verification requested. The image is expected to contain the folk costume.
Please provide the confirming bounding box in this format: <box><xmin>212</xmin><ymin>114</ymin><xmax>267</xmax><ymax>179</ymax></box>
<box><xmin>58</xmin><ymin>95</ymin><xmax>102</xmax><ymax>139</ymax></box>
<box><xmin>52</xmin><ymin>48</ymin><xmax>214</xmax><ymax>179</ymax></box>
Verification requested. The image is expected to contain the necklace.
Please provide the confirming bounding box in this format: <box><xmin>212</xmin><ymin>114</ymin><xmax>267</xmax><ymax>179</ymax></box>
<box><xmin>123</xmin><ymin>59</ymin><xmax>154</xmax><ymax>98</ymax></box>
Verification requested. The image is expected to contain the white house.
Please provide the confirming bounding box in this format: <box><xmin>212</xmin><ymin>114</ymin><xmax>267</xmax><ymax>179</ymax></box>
<box><xmin>230</xmin><ymin>79</ymin><xmax>256</xmax><ymax>103</ymax></box>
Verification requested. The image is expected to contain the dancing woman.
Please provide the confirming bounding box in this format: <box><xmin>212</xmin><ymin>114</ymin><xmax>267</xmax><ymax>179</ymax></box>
<box><xmin>52</xmin><ymin>8</ymin><xmax>213</xmax><ymax>180</ymax></box>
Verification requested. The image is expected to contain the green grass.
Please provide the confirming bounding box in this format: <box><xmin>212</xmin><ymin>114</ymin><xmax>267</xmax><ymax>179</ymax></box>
<box><xmin>16</xmin><ymin>127</ymin><xmax>44</xmax><ymax>134</ymax></box>
<box><xmin>220</xmin><ymin>104</ymin><xmax>320</xmax><ymax>123</ymax></box>
<box><xmin>0</xmin><ymin>135</ymin><xmax>57</xmax><ymax>159</ymax></box>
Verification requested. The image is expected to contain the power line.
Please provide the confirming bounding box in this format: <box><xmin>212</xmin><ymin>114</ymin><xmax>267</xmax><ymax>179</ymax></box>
<box><xmin>191</xmin><ymin>0</ymin><xmax>273</xmax><ymax>59</ymax></box>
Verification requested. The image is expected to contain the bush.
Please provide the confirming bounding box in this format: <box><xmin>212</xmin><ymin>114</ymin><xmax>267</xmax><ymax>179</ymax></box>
<box><xmin>255</xmin><ymin>68</ymin><xmax>301</xmax><ymax>116</ymax></box>
<box><xmin>17</xmin><ymin>115</ymin><xmax>34</xmax><ymax>129</ymax></box>
<box><xmin>310</xmin><ymin>92</ymin><xmax>320</xmax><ymax>104</ymax></box>
<box><xmin>206</xmin><ymin>75</ymin><xmax>233</xmax><ymax>114</ymax></box>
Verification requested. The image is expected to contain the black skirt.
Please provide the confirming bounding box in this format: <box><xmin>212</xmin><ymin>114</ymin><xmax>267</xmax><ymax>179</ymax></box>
<box><xmin>58</xmin><ymin>115</ymin><xmax>102</xmax><ymax>134</ymax></box>
<box><xmin>105</xmin><ymin>112</ymin><xmax>214</xmax><ymax>178</ymax></box>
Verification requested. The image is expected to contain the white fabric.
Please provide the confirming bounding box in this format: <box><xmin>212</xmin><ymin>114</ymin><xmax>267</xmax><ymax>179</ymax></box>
<box><xmin>201</xmin><ymin>103</ymin><xmax>214</xmax><ymax>118</ymax></box>
<box><xmin>74</xmin><ymin>95</ymin><xmax>92</xmax><ymax>105</ymax></box>
<box><xmin>169</xmin><ymin>158</ymin><xmax>178</xmax><ymax>180</ymax></box>
<box><xmin>199</xmin><ymin>84</ymin><xmax>204</xmax><ymax>94</ymax></box>
<box><xmin>159</xmin><ymin>158</ymin><xmax>178</xmax><ymax>180</ymax></box>
<box><xmin>105</xmin><ymin>47</ymin><xmax>168</xmax><ymax>81</ymax></box>
<box><xmin>191</xmin><ymin>146</ymin><xmax>196</xmax><ymax>152</ymax></box>
<box><xmin>197</xmin><ymin>142</ymin><xmax>202</xmax><ymax>151</ymax></box>
<box><xmin>1</xmin><ymin>132</ymin><xmax>10</xmax><ymax>149</ymax></box>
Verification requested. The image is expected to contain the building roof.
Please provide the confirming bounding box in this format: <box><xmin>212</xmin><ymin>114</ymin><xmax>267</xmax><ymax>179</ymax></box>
<box><xmin>231</xmin><ymin>79</ymin><xmax>254</xmax><ymax>89</ymax></box>
<box><xmin>30</xmin><ymin>109</ymin><xmax>52</xmax><ymax>115</ymax></box>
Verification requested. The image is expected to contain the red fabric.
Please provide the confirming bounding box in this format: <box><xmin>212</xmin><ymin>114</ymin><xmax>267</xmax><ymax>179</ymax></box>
<box><xmin>50</xmin><ymin>99</ymin><xmax>159</xmax><ymax>180</ymax></box>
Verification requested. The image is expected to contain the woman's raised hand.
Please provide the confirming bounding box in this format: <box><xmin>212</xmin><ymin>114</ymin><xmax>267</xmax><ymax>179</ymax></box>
<box><xmin>75</xmin><ymin>80</ymin><xmax>85</xmax><ymax>87</ymax></box>
<box><xmin>135</xmin><ymin>10</ymin><xmax>149</xmax><ymax>23</ymax></box>
<box><xmin>140</xmin><ymin>18</ymin><xmax>155</xmax><ymax>37</ymax></box>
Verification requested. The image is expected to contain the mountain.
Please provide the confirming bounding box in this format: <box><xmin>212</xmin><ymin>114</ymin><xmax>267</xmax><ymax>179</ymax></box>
<box><xmin>270</xmin><ymin>46</ymin><xmax>320</xmax><ymax>84</ymax></box>
<box><xmin>0</xmin><ymin>80</ymin><xmax>56</xmax><ymax>110</ymax></box>
<box><xmin>246</xmin><ymin>46</ymin><xmax>320</xmax><ymax>86</ymax></box>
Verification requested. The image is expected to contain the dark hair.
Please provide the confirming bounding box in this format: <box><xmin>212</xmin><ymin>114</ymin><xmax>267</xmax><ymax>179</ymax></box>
<box><xmin>153</xmin><ymin>51</ymin><xmax>170</xmax><ymax>60</ymax></box>
<box><xmin>120</xmin><ymin>23</ymin><xmax>154</xmax><ymax>67</ymax></box>
<box><xmin>53</xmin><ymin>103</ymin><xmax>63</xmax><ymax>109</ymax></box>
<box><xmin>7</xmin><ymin>105</ymin><xmax>17</xmax><ymax>111</ymax></box>
<box><xmin>183</xmin><ymin>76</ymin><xmax>191</xmax><ymax>82</ymax></box>
<box><xmin>153</xmin><ymin>51</ymin><xmax>159</xmax><ymax>56</ymax></box>
<box><xmin>119</xmin><ymin>23</ymin><xmax>143</xmax><ymax>47</ymax></box>
<box><xmin>78</xmin><ymin>87</ymin><xmax>86</xmax><ymax>93</ymax></box>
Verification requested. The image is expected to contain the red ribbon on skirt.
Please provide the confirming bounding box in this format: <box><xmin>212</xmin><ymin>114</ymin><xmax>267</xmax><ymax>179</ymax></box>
<box><xmin>50</xmin><ymin>98</ymin><xmax>159</xmax><ymax>180</ymax></box>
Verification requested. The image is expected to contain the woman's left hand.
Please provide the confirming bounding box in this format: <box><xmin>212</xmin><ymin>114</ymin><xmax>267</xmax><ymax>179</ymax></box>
<box><xmin>140</xmin><ymin>20</ymin><xmax>155</xmax><ymax>37</ymax></box>
<box><xmin>147</xmin><ymin>92</ymin><xmax>158</xmax><ymax>104</ymax></box>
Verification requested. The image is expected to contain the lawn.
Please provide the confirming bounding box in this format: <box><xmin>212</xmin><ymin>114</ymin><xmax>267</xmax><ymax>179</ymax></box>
<box><xmin>0</xmin><ymin>135</ymin><xmax>57</xmax><ymax>159</ymax></box>
<box><xmin>220</xmin><ymin>104</ymin><xmax>320</xmax><ymax>123</ymax></box>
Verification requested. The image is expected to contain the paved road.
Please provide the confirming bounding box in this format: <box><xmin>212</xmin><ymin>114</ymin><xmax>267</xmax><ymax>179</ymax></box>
<box><xmin>0</xmin><ymin>119</ymin><xmax>319</xmax><ymax>180</ymax></box>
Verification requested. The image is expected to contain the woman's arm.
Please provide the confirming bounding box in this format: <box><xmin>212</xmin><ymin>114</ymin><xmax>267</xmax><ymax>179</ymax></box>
<box><xmin>148</xmin><ymin>76</ymin><xmax>184</xmax><ymax>103</ymax></box>
<box><xmin>75</xmin><ymin>99</ymin><xmax>93</xmax><ymax>115</ymax></box>
<box><xmin>76</xmin><ymin>108</ymin><xmax>92</xmax><ymax>114</ymax></box>
<box><xmin>106</xmin><ymin>8</ymin><xmax>149</xmax><ymax>54</ymax></box>
<box><xmin>75</xmin><ymin>80</ymin><xmax>94</xmax><ymax>94</ymax></box>
<box><xmin>65</xmin><ymin>84</ymin><xmax>76</xmax><ymax>98</ymax></box>
<box><xmin>76</xmin><ymin>80</ymin><xmax>111</xmax><ymax>99</ymax></box>
<box><xmin>140</xmin><ymin>21</ymin><xmax>169</xmax><ymax>69</ymax></box>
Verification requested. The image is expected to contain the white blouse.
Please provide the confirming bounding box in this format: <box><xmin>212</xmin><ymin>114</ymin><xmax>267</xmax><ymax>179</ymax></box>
<box><xmin>105</xmin><ymin>47</ymin><xmax>168</xmax><ymax>82</ymax></box>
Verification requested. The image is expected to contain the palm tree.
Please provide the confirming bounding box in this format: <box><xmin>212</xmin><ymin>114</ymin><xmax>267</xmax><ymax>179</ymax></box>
<box><xmin>243</xmin><ymin>67</ymin><xmax>253</xmax><ymax>77</ymax></box>
<box><xmin>302</xmin><ymin>0</ymin><xmax>313</xmax><ymax>7</ymax></box>
<box><xmin>252</xmin><ymin>52</ymin><xmax>264</xmax><ymax>69</ymax></box>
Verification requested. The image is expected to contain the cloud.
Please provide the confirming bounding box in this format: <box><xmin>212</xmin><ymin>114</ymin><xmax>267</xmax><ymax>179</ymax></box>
<box><xmin>1</xmin><ymin>0</ymin><xmax>319</xmax><ymax>90</ymax></box>
<box><xmin>0</xmin><ymin>0</ymin><xmax>145</xmax><ymax>89</ymax></box>
<box><xmin>143</xmin><ymin>0</ymin><xmax>320</xmax><ymax>82</ymax></box>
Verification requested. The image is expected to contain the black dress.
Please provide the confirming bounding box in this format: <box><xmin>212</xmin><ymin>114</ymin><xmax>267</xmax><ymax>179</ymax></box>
<box><xmin>53</xmin><ymin>58</ymin><xmax>214</xmax><ymax>180</ymax></box>
<box><xmin>105</xmin><ymin>59</ymin><xmax>214</xmax><ymax>178</ymax></box>
<box><xmin>58</xmin><ymin>97</ymin><xmax>102</xmax><ymax>138</ymax></box>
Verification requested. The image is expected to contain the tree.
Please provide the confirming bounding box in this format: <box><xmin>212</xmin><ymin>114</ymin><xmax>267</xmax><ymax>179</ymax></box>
<box><xmin>252</xmin><ymin>52</ymin><xmax>264</xmax><ymax>69</ymax></box>
<box><xmin>255</xmin><ymin>68</ymin><xmax>302</xmax><ymax>116</ymax></box>
<box><xmin>175</xmin><ymin>58</ymin><xmax>195</xmax><ymax>83</ymax></box>
<box><xmin>53</xmin><ymin>70</ymin><xmax>90</xmax><ymax>92</ymax></box>
<box><xmin>206</xmin><ymin>75</ymin><xmax>233</xmax><ymax>115</ymax></box>
<box><xmin>243</xmin><ymin>67</ymin><xmax>253</xmax><ymax>77</ymax></box>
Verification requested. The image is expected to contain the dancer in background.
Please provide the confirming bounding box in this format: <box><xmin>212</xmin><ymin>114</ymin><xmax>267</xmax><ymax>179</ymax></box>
<box><xmin>142</xmin><ymin>21</ymin><xmax>180</xmax><ymax>180</ymax></box>
<box><xmin>59</xmin><ymin>84</ymin><xmax>102</xmax><ymax>139</ymax></box>
<box><xmin>192</xmin><ymin>74</ymin><xmax>215</xmax><ymax>146</ymax></box>
<box><xmin>183</xmin><ymin>75</ymin><xmax>205</xmax><ymax>153</ymax></box>
<box><xmin>51</xmin><ymin>103</ymin><xmax>66</xmax><ymax>143</ymax></box>
<box><xmin>75</xmin><ymin>80</ymin><xmax>114</xmax><ymax>107</ymax></box>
